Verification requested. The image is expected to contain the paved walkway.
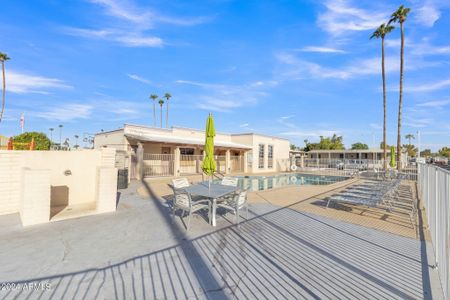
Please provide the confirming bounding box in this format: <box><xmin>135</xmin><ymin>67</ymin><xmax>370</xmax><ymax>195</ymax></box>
<box><xmin>0</xmin><ymin>181</ymin><xmax>442</xmax><ymax>299</ymax></box>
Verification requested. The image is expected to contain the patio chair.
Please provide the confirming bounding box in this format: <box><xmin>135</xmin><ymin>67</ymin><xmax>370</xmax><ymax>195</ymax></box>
<box><xmin>171</xmin><ymin>186</ymin><xmax>211</xmax><ymax>230</ymax></box>
<box><xmin>217</xmin><ymin>189</ymin><xmax>249</xmax><ymax>224</ymax></box>
<box><xmin>221</xmin><ymin>176</ymin><xmax>238</xmax><ymax>187</ymax></box>
<box><xmin>172</xmin><ymin>177</ymin><xmax>190</xmax><ymax>189</ymax></box>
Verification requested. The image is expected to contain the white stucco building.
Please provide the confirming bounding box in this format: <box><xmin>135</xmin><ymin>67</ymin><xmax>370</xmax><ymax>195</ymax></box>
<box><xmin>94</xmin><ymin>124</ymin><xmax>291</xmax><ymax>178</ymax></box>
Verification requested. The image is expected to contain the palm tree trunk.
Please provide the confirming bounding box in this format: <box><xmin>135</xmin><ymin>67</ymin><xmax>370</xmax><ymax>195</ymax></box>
<box><xmin>166</xmin><ymin>102</ymin><xmax>169</xmax><ymax>128</ymax></box>
<box><xmin>160</xmin><ymin>106</ymin><xmax>163</xmax><ymax>128</ymax></box>
<box><xmin>397</xmin><ymin>23</ymin><xmax>404</xmax><ymax>170</ymax></box>
<box><xmin>0</xmin><ymin>61</ymin><xmax>5</xmax><ymax>123</ymax></box>
<box><xmin>153</xmin><ymin>102</ymin><xmax>156</xmax><ymax>127</ymax></box>
<box><xmin>382</xmin><ymin>37</ymin><xmax>387</xmax><ymax>171</ymax></box>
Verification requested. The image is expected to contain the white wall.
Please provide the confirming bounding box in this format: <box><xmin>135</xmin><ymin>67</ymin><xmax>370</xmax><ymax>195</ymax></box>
<box><xmin>94</xmin><ymin>130</ymin><xmax>127</xmax><ymax>151</ymax></box>
<box><xmin>0</xmin><ymin>149</ymin><xmax>117</xmax><ymax>224</ymax></box>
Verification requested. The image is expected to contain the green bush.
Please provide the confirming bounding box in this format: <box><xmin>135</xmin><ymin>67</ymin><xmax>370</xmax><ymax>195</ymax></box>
<box><xmin>13</xmin><ymin>132</ymin><xmax>51</xmax><ymax>150</ymax></box>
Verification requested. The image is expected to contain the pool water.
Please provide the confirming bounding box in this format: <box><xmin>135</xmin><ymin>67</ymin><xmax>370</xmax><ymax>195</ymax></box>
<box><xmin>232</xmin><ymin>173</ymin><xmax>348</xmax><ymax>192</ymax></box>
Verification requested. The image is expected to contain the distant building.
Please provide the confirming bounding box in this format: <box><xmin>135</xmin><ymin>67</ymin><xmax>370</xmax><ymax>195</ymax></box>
<box><xmin>94</xmin><ymin>124</ymin><xmax>291</xmax><ymax>178</ymax></box>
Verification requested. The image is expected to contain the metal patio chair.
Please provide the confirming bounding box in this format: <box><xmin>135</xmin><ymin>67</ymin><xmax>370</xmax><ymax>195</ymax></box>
<box><xmin>217</xmin><ymin>189</ymin><xmax>249</xmax><ymax>224</ymax></box>
<box><xmin>171</xmin><ymin>186</ymin><xmax>211</xmax><ymax>230</ymax></box>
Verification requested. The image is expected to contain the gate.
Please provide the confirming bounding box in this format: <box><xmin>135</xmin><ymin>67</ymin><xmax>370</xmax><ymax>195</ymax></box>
<box><xmin>143</xmin><ymin>154</ymin><xmax>174</xmax><ymax>177</ymax></box>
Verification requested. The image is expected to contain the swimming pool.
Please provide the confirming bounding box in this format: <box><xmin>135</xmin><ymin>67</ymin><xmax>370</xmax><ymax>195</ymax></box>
<box><xmin>232</xmin><ymin>173</ymin><xmax>348</xmax><ymax>191</ymax></box>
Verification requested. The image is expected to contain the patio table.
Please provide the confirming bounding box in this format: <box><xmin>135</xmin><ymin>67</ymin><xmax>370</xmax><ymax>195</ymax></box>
<box><xmin>184</xmin><ymin>182</ymin><xmax>238</xmax><ymax>226</ymax></box>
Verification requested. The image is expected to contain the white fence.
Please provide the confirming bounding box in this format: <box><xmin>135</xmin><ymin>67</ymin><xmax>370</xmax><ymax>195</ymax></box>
<box><xmin>143</xmin><ymin>154</ymin><xmax>174</xmax><ymax>177</ymax></box>
<box><xmin>418</xmin><ymin>163</ymin><xmax>450</xmax><ymax>299</ymax></box>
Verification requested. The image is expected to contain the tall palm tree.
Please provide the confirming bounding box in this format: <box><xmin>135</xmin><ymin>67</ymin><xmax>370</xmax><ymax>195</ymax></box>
<box><xmin>158</xmin><ymin>99</ymin><xmax>164</xmax><ymax>128</ymax></box>
<box><xmin>0</xmin><ymin>52</ymin><xmax>10</xmax><ymax>123</ymax></box>
<box><xmin>164</xmin><ymin>92</ymin><xmax>171</xmax><ymax>128</ymax></box>
<box><xmin>49</xmin><ymin>128</ymin><xmax>54</xmax><ymax>145</ymax></box>
<box><xmin>389</xmin><ymin>5</ymin><xmax>411</xmax><ymax>170</ymax></box>
<box><xmin>74</xmin><ymin>134</ymin><xmax>79</xmax><ymax>149</ymax></box>
<box><xmin>371</xmin><ymin>23</ymin><xmax>395</xmax><ymax>171</ymax></box>
<box><xmin>149</xmin><ymin>94</ymin><xmax>158</xmax><ymax>126</ymax></box>
<box><xmin>58</xmin><ymin>124</ymin><xmax>63</xmax><ymax>149</ymax></box>
<box><xmin>405</xmin><ymin>133</ymin><xmax>414</xmax><ymax>145</ymax></box>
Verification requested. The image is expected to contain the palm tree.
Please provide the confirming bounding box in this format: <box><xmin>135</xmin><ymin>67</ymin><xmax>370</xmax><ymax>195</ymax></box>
<box><xmin>149</xmin><ymin>94</ymin><xmax>158</xmax><ymax>126</ymax></box>
<box><xmin>0</xmin><ymin>52</ymin><xmax>10</xmax><ymax>123</ymax></box>
<box><xmin>49</xmin><ymin>128</ymin><xmax>54</xmax><ymax>145</ymax></box>
<box><xmin>164</xmin><ymin>92</ymin><xmax>171</xmax><ymax>128</ymax></box>
<box><xmin>371</xmin><ymin>23</ymin><xmax>395</xmax><ymax>171</ymax></box>
<box><xmin>389</xmin><ymin>5</ymin><xmax>411</xmax><ymax>170</ymax></box>
<box><xmin>405</xmin><ymin>133</ymin><xmax>414</xmax><ymax>145</ymax></box>
<box><xmin>158</xmin><ymin>99</ymin><xmax>164</xmax><ymax>128</ymax></box>
<box><xmin>74</xmin><ymin>134</ymin><xmax>79</xmax><ymax>149</ymax></box>
<box><xmin>58</xmin><ymin>124</ymin><xmax>63</xmax><ymax>150</ymax></box>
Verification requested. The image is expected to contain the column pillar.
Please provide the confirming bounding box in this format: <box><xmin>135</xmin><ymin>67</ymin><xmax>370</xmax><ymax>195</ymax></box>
<box><xmin>243</xmin><ymin>151</ymin><xmax>248</xmax><ymax>173</ymax></box>
<box><xmin>174</xmin><ymin>146</ymin><xmax>181</xmax><ymax>177</ymax></box>
<box><xmin>136</xmin><ymin>142</ymin><xmax>144</xmax><ymax>180</ymax></box>
<box><xmin>300</xmin><ymin>155</ymin><xmax>304</xmax><ymax>168</ymax></box>
<box><xmin>225</xmin><ymin>149</ymin><xmax>231</xmax><ymax>174</ymax></box>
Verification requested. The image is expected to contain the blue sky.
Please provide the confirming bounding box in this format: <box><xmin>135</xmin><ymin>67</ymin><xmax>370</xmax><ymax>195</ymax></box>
<box><xmin>1</xmin><ymin>0</ymin><xmax>449</xmax><ymax>150</ymax></box>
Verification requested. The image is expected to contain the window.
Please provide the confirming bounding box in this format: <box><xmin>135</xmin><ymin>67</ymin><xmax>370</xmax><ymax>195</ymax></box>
<box><xmin>258</xmin><ymin>144</ymin><xmax>265</xmax><ymax>169</ymax></box>
<box><xmin>180</xmin><ymin>148</ymin><xmax>195</xmax><ymax>155</ymax></box>
<box><xmin>268</xmin><ymin>145</ymin><xmax>274</xmax><ymax>168</ymax></box>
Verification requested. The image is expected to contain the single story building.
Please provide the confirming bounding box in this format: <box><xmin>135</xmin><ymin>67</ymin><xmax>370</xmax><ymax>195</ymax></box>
<box><xmin>94</xmin><ymin>124</ymin><xmax>291</xmax><ymax>178</ymax></box>
<box><xmin>306</xmin><ymin>149</ymin><xmax>409</xmax><ymax>167</ymax></box>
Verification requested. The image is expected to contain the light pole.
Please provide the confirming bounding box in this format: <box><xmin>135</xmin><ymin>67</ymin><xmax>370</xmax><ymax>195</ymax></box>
<box><xmin>58</xmin><ymin>124</ymin><xmax>63</xmax><ymax>150</ymax></box>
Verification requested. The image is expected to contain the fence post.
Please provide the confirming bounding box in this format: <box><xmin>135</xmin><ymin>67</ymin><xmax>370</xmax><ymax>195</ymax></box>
<box><xmin>174</xmin><ymin>147</ymin><xmax>180</xmax><ymax>177</ymax></box>
<box><xmin>136</xmin><ymin>142</ymin><xmax>144</xmax><ymax>180</ymax></box>
<box><xmin>225</xmin><ymin>149</ymin><xmax>230</xmax><ymax>174</ymax></box>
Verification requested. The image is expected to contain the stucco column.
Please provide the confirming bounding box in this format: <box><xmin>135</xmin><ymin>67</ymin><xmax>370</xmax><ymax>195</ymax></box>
<box><xmin>243</xmin><ymin>151</ymin><xmax>248</xmax><ymax>173</ymax></box>
<box><xmin>174</xmin><ymin>146</ymin><xmax>180</xmax><ymax>177</ymax></box>
<box><xmin>300</xmin><ymin>155</ymin><xmax>304</xmax><ymax>168</ymax></box>
<box><xmin>136</xmin><ymin>142</ymin><xmax>144</xmax><ymax>180</ymax></box>
<box><xmin>20</xmin><ymin>168</ymin><xmax>51</xmax><ymax>226</ymax></box>
<box><xmin>225</xmin><ymin>149</ymin><xmax>231</xmax><ymax>174</ymax></box>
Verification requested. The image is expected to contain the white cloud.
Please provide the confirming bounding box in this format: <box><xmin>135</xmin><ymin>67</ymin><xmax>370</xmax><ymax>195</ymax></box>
<box><xmin>36</xmin><ymin>104</ymin><xmax>93</xmax><ymax>121</ymax></box>
<box><xmin>405</xmin><ymin>79</ymin><xmax>450</xmax><ymax>92</ymax></box>
<box><xmin>63</xmin><ymin>27</ymin><xmax>163</xmax><ymax>47</ymax></box>
<box><xmin>317</xmin><ymin>0</ymin><xmax>388</xmax><ymax>36</ymax></box>
<box><xmin>65</xmin><ymin>0</ymin><xmax>209</xmax><ymax>47</ymax></box>
<box><xmin>176</xmin><ymin>79</ymin><xmax>277</xmax><ymax>112</ymax></box>
<box><xmin>275</xmin><ymin>53</ymin><xmax>401</xmax><ymax>80</ymax></box>
<box><xmin>126</xmin><ymin>73</ymin><xmax>152</xmax><ymax>85</ymax></box>
<box><xmin>297</xmin><ymin>46</ymin><xmax>346</xmax><ymax>53</ymax></box>
<box><xmin>417</xmin><ymin>100</ymin><xmax>450</xmax><ymax>108</ymax></box>
<box><xmin>370</xmin><ymin>123</ymin><xmax>382</xmax><ymax>130</ymax></box>
<box><xmin>415</xmin><ymin>1</ymin><xmax>441</xmax><ymax>27</ymax></box>
<box><xmin>7</xmin><ymin>70</ymin><xmax>72</xmax><ymax>94</ymax></box>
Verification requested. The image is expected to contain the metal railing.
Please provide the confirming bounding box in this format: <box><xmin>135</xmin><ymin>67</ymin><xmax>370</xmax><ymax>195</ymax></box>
<box><xmin>143</xmin><ymin>154</ymin><xmax>174</xmax><ymax>177</ymax></box>
<box><xmin>230</xmin><ymin>156</ymin><xmax>243</xmax><ymax>173</ymax></box>
<box><xmin>215</xmin><ymin>155</ymin><xmax>226</xmax><ymax>173</ymax></box>
<box><xmin>418</xmin><ymin>163</ymin><xmax>450</xmax><ymax>299</ymax></box>
<box><xmin>180</xmin><ymin>155</ymin><xmax>203</xmax><ymax>175</ymax></box>
<box><xmin>285</xmin><ymin>158</ymin><xmax>418</xmax><ymax>179</ymax></box>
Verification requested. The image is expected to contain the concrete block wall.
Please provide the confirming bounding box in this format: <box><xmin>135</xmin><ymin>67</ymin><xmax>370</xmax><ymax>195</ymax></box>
<box><xmin>20</xmin><ymin>169</ymin><xmax>51</xmax><ymax>226</ymax></box>
<box><xmin>96</xmin><ymin>167</ymin><xmax>118</xmax><ymax>213</ymax></box>
<box><xmin>0</xmin><ymin>152</ymin><xmax>21</xmax><ymax>215</ymax></box>
<box><xmin>0</xmin><ymin>149</ymin><xmax>118</xmax><ymax>226</ymax></box>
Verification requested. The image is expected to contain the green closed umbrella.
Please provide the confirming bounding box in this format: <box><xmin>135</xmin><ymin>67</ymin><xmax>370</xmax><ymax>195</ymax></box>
<box><xmin>389</xmin><ymin>146</ymin><xmax>396</xmax><ymax>168</ymax></box>
<box><xmin>202</xmin><ymin>113</ymin><xmax>216</xmax><ymax>180</ymax></box>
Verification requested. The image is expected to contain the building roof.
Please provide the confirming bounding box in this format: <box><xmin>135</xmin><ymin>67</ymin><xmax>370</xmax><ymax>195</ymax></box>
<box><xmin>307</xmin><ymin>148</ymin><xmax>407</xmax><ymax>153</ymax></box>
<box><xmin>125</xmin><ymin>133</ymin><xmax>252</xmax><ymax>149</ymax></box>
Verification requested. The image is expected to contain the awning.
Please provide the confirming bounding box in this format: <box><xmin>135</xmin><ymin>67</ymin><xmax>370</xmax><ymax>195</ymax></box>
<box><xmin>125</xmin><ymin>133</ymin><xmax>252</xmax><ymax>150</ymax></box>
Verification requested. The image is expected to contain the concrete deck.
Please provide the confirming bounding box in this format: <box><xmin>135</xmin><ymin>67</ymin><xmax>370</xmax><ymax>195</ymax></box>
<box><xmin>0</xmin><ymin>180</ymin><xmax>443</xmax><ymax>299</ymax></box>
